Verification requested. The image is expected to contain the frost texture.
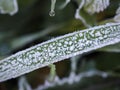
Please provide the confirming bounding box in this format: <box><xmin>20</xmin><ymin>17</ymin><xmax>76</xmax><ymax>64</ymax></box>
<box><xmin>34</xmin><ymin>70</ymin><xmax>108</xmax><ymax>90</ymax></box>
<box><xmin>114</xmin><ymin>6</ymin><xmax>120</xmax><ymax>23</ymax></box>
<box><xmin>75</xmin><ymin>0</ymin><xmax>110</xmax><ymax>27</ymax></box>
<box><xmin>0</xmin><ymin>0</ymin><xmax>18</xmax><ymax>15</ymax></box>
<box><xmin>84</xmin><ymin>0</ymin><xmax>110</xmax><ymax>14</ymax></box>
<box><xmin>0</xmin><ymin>23</ymin><xmax>120</xmax><ymax>82</ymax></box>
<box><xmin>75</xmin><ymin>0</ymin><xmax>91</xmax><ymax>27</ymax></box>
<box><xmin>35</xmin><ymin>56</ymin><xmax>108</xmax><ymax>90</ymax></box>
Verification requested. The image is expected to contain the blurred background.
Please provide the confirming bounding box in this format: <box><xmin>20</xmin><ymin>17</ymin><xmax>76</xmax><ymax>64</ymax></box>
<box><xmin>0</xmin><ymin>0</ymin><xmax>120</xmax><ymax>90</ymax></box>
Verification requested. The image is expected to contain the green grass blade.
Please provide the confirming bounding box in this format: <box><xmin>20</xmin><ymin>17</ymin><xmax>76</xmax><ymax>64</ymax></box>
<box><xmin>0</xmin><ymin>23</ymin><xmax>120</xmax><ymax>82</ymax></box>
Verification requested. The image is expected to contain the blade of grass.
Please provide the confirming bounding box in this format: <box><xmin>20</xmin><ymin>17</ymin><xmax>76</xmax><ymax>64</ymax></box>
<box><xmin>0</xmin><ymin>23</ymin><xmax>120</xmax><ymax>82</ymax></box>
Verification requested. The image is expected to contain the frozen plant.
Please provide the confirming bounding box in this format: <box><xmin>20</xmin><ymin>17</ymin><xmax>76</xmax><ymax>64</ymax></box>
<box><xmin>0</xmin><ymin>23</ymin><xmax>120</xmax><ymax>82</ymax></box>
<box><xmin>0</xmin><ymin>1</ymin><xmax>120</xmax><ymax>90</ymax></box>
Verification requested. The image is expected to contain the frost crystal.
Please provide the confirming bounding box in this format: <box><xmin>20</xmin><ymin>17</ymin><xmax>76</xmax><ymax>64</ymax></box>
<box><xmin>74</xmin><ymin>0</ymin><xmax>90</xmax><ymax>27</ymax></box>
<box><xmin>35</xmin><ymin>70</ymin><xmax>108</xmax><ymax>90</ymax></box>
<box><xmin>75</xmin><ymin>0</ymin><xmax>110</xmax><ymax>27</ymax></box>
<box><xmin>84</xmin><ymin>0</ymin><xmax>110</xmax><ymax>14</ymax></box>
<box><xmin>0</xmin><ymin>23</ymin><xmax>120</xmax><ymax>82</ymax></box>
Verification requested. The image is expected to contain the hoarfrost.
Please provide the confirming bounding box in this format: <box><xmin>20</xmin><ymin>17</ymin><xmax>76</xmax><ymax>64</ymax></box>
<box><xmin>0</xmin><ymin>23</ymin><xmax>120</xmax><ymax>82</ymax></box>
<box><xmin>75</xmin><ymin>0</ymin><xmax>91</xmax><ymax>27</ymax></box>
<box><xmin>84</xmin><ymin>0</ymin><xmax>110</xmax><ymax>14</ymax></box>
<box><xmin>34</xmin><ymin>70</ymin><xmax>108</xmax><ymax>90</ymax></box>
<box><xmin>75</xmin><ymin>0</ymin><xmax>110</xmax><ymax>27</ymax></box>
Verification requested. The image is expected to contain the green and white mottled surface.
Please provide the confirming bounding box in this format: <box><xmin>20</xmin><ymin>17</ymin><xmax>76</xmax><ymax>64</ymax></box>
<box><xmin>0</xmin><ymin>23</ymin><xmax>120</xmax><ymax>82</ymax></box>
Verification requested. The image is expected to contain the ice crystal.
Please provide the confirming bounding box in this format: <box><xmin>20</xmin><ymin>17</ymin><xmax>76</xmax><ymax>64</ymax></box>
<box><xmin>75</xmin><ymin>0</ymin><xmax>110</xmax><ymax>27</ymax></box>
<box><xmin>84</xmin><ymin>0</ymin><xmax>110</xmax><ymax>14</ymax></box>
<box><xmin>0</xmin><ymin>23</ymin><xmax>120</xmax><ymax>82</ymax></box>
<box><xmin>74</xmin><ymin>0</ymin><xmax>91</xmax><ymax>27</ymax></box>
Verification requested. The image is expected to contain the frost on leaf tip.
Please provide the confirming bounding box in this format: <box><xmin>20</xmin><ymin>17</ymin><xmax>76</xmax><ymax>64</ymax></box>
<box><xmin>0</xmin><ymin>0</ymin><xmax>18</xmax><ymax>15</ymax></box>
<box><xmin>84</xmin><ymin>0</ymin><xmax>110</xmax><ymax>14</ymax></box>
<box><xmin>49</xmin><ymin>0</ymin><xmax>56</xmax><ymax>17</ymax></box>
<box><xmin>75</xmin><ymin>0</ymin><xmax>110</xmax><ymax>27</ymax></box>
<box><xmin>114</xmin><ymin>6</ymin><xmax>120</xmax><ymax>23</ymax></box>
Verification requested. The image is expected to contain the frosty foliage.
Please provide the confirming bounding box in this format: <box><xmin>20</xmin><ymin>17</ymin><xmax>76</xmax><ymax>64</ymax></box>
<box><xmin>84</xmin><ymin>0</ymin><xmax>110</xmax><ymax>14</ymax></box>
<box><xmin>0</xmin><ymin>23</ymin><xmax>120</xmax><ymax>82</ymax></box>
<box><xmin>34</xmin><ymin>70</ymin><xmax>108</xmax><ymax>90</ymax></box>
<box><xmin>114</xmin><ymin>6</ymin><xmax>120</xmax><ymax>23</ymax></box>
<box><xmin>49</xmin><ymin>0</ymin><xmax>56</xmax><ymax>17</ymax></box>
<box><xmin>75</xmin><ymin>0</ymin><xmax>91</xmax><ymax>27</ymax></box>
<box><xmin>34</xmin><ymin>56</ymin><xmax>108</xmax><ymax>90</ymax></box>
<box><xmin>75</xmin><ymin>0</ymin><xmax>110</xmax><ymax>27</ymax></box>
<box><xmin>0</xmin><ymin>0</ymin><xmax>18</xmax><ymax>15</ymax></box>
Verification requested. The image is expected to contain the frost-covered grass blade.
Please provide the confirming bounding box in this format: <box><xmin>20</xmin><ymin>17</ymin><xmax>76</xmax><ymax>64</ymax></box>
<box><xmin>0</xmin><ymin>23</ymin><xmax>120</xmax><ymax>82</ymax></box>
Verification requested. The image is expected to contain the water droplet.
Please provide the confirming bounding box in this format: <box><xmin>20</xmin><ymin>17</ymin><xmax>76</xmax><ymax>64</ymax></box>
<box><xmin>49</xmin><ymin>11</ymin><xmax>55</xmax><ymax>17</ymax></box>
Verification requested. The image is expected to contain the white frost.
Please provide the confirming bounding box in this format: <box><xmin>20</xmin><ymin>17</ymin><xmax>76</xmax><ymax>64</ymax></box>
<box><xmin>0</xmin><ymin>23</ymin><xmax>120</xmax><ymax>82</ymax></box>
<box><xmin>75</xmin><ymin>0</ymin><xmax>110</xmax><ymax>27</ymax></box>
<box><xmin>84</xmin><ymin>0</ymin><xmax>110</xmax><ymax>14</ymax></box>
<box><xmin>34</xmin><ymin>70</ymin><xmax>108</xmax><ymax>90</ymax></box>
